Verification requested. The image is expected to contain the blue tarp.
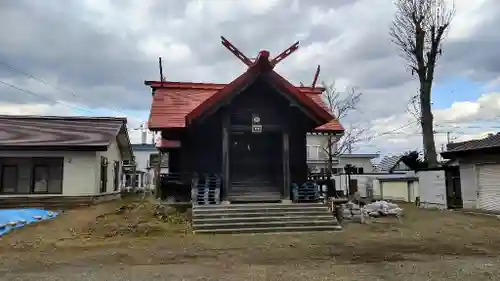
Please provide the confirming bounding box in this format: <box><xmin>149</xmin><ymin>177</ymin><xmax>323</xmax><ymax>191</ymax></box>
<box><xmin>0</xmin><ymin>209</ymin><xmax>58</xmax><ymax>236</ymax></box>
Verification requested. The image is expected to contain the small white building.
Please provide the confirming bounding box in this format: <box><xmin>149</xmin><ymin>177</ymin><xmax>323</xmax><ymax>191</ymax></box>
<box><xmin>0</xmin><ymin>115</ymin><xmax>133</xmax><ymax>206</ymax></box>
<box><xmin>375</xmin><ymin>174</ymin><xmax>419</xmax><ymax>202</ymax></box>
<box><xmin>306</xmin><ymin>133</ymin><xmax>379</xmax><ymax>174</ymax></box>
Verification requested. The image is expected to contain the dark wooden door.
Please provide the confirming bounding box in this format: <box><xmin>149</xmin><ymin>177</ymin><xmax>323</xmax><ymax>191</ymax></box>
<box><xmin>229</xmin><ymin>132</ymin><xmax>282</xmax><ymax>201</ymax></box>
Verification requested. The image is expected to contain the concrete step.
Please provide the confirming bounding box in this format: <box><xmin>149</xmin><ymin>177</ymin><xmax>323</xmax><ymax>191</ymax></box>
<box><xmin>194</xmin><ymin>220</ymin><xmax>338</xmax><ymax>230</ymax></box>
<box><xmin>228</xmin><ymin>197</ymin><xmax>282</xmax><ymax>203</ymax></box>
<box><xmin>194</xmin><ymin>203</ymin><xmax>327</xmax><ymax>209</ymax></box>
<box><xmin>228</xmin><ymin>191</ymin><xmax>281</xmax><ymax>194</ymax></box>
<box><xmin>193</xmin><ymin>215</ymin><xmax>334</xmax><ymax>224</ymax></box>
<box><xmin>193</xmin><ymin>206</ymin><xmax>329</xmax><ymax>214</ymax></box>
<box><xmin>191</xmin><ymin>203</ymin><xmax>340</xmax><ymax>234</ymax></box>
<box><xmin>193</xmin><ymin>225</ymin><xmax>342</xmax><ymax>234</ymax></box>
<box><xmin>193</xmin><ymin>210</ymin><xmax>330</xmax><ymax>219</ymax></box>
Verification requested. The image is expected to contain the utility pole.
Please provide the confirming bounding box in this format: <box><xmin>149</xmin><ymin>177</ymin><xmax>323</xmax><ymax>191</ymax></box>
<box><xmin>155</xmin><ymin>57</ymin><xmax>165</xmax><ymax>200</ymax></box>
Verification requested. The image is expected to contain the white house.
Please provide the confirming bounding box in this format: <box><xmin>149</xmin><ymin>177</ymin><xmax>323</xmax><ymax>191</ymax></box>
<box><xmin>306</xmin><ymin>133</ymin><xmax>378</xmax><ymax>174</ymax></box>
<box><xmin>0</xmin><ymin>115</ymin><xmax>133</xmax><ymax>207</ymax></box>
<box><xmin>126</xmin><ymin>143</ymin><xmax>168</xmax><ymax>190</ymax></box>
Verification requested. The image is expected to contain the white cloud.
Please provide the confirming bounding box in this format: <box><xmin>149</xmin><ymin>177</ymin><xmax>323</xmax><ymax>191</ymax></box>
<box><xmin>0</xmin><ymin>102</ymin><xmax>75</xmax><ymax>116</ymax></box>
<box><xmin>139</xmin><ymin>36</ymin><xmax>192</xmax><ymax>62</ymax></box>
<box><xmin>358</xmin><ymin>91</ymin><xmax>500</xmax><ymax>156</ymax></box>
<box><xmin>448</xmin><ymin>0</ymin><xmax>491</xmax><ymax>40</ymax></box>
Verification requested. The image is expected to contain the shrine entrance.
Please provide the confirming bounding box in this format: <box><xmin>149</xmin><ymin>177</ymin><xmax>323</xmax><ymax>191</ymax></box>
<box><xmin>228</xmin><ymin>131</ymin><xmax>282</xmax><ymax>202</ymax></box>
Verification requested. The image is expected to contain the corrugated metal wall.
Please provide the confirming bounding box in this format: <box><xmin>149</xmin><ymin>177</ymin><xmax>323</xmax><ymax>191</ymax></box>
<box><xmin>477</xmin><ymin>164</ymin><xmax>500</xmax><ymax>212</ymax></box>
<box><xmin>459</xmin><ymin>163</ymin><xmax>477</xmax><ymax>209</ymax></box>
<box><xmin>380</xmin><ymin>181</ymin><xmax>409</xmax><ymax>201</ymax></box>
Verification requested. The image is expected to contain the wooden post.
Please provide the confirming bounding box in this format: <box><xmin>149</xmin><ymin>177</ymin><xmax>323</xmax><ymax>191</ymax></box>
<box><xmin>283</xmin><ymin>131</ymin><xmax>290</xmax><ymax>200</ymax></box>
<box><xmin>155</xmin><ymin>151</ymin><xmax>163</xmax><ymax>199</ymax></box>
<box><xmin>221</xmin><ymin>111</ymin><xmax>230</xmax><ymax>202</ymax></box>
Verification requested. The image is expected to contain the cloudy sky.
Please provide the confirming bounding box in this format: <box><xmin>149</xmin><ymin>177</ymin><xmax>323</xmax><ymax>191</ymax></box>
<box><xmin>0</xmin><ymin>0</ymin><xmax>499</xmax><ymax>158</ymax></box>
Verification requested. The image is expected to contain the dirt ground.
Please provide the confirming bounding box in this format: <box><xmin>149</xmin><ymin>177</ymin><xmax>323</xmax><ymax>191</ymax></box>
<box><xmin>1</xmin><ymin>197</ymin><xmax>500</xmax><ymax>280</ymax></box>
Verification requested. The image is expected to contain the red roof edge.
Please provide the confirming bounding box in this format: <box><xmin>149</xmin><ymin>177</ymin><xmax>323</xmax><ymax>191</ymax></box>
<box><xmin>314</xmin><ymin>125</ymin><xmax>345</xmax><ymax>133</ymax></box>
<box><xmin>156</xmin><ymin>139</ymin><xmax>181</xmax><ymax>149</ymax></box>
<box><xmin>145</xmin><ymin>80</ymin><xmax>226</xmax><ymax>90</ymax></box>
<box><xmin>144</xmin><ymin>80</ymin><xmax>325</xmax><ymax>93</ymax></box>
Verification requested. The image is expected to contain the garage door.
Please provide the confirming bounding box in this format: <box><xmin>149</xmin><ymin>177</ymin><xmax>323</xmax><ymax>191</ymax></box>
<box><xmin>478</xmin><ymin>164</ymin><xmax>500</xmax><ymax>212</ymax></box>
<box><xmin>381</xmin><ymin>181</ymin><xmax>409</xmax><ymax>201</ymax></box>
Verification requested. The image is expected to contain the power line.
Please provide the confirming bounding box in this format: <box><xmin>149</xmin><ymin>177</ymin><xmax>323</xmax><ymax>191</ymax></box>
<box><xmin>361</xmin><ymin>120</ymin><xmax>419</xmax><ymax>142</ymax></box>
<box><xmin>0</xmin><ymin>60</ymin><xmax>144</xmax><ymax>122</ymax></box>
<box><xmin>0</xmin><ymin>79</ymin><xmax>96</xmax><ymax>114</ymax></box>
<box><xmin>371</xmin><ymin>120</ymin><xmax>419</xmax><ymax>138</ymax></box>
<box><xmin>0</xmin><ymin>79</ymin><xmax>150</xmax><ymax>139</ymax></box>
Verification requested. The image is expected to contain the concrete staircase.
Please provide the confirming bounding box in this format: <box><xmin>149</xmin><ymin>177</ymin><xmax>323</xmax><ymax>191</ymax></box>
<box><xmin>228</xmin><ymin>180</ymin><xmax>281</xmax><ymax>203</ymax></box>
<box><xmin>192</xmin><ymin>203</ymin><xmax>342</xmax><ymax>234</ymax></box>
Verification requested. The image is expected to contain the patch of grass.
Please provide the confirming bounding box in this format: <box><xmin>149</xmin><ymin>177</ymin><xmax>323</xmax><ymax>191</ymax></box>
<box><xmin>75</xmin><ymin>201</ymin><xmax>192</xmax><ymax>240</ymax></box>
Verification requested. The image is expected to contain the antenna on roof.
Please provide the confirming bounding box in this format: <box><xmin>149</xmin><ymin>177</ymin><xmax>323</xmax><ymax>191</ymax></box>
<box><xmin>221</xmin><ymin>36</ymin><xmax>253</xmax><ymax>66</ymax></box>
<box><xmin>158</xmin><ymin>57</ymin><xmax>165</xmax><ymax>87</ymax></box>
<box><xmin>270</xmin><ymin>41</ymin><xmax>299</xmax><ymax>66</ymax></box>
<box><xmin>311</xmin><ymin>65</ymin><xmax>320</xmax><ymax>89</ymax></box>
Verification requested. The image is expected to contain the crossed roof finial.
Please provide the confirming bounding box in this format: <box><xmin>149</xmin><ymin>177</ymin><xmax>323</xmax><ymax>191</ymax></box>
<box><xmin>220</xmin><ymin>36</ymin><xmax>300</xmax><ymax>70</ymax></box>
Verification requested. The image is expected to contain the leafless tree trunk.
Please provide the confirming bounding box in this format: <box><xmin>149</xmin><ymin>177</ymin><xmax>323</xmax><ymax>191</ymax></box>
<box><xmin>322</xmin><ymin>83</ymin><xmax>366</xmax><ymax>174</ymax></box>
<box><xmin>390</xmin><ymin>0</ymin><xmax>454</xmax><ymax>167</ymax></box>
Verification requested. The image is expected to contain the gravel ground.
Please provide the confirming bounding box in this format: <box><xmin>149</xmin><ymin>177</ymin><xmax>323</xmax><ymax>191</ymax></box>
<box><xmin>2</xmin><ymin>257</ymin><xmax>500</xmax><ymax>281</ymax></box>
<box><xmin>1</xmin><ymin>199</ymin><xmax>500</xmax><ymax>280</ymax></box>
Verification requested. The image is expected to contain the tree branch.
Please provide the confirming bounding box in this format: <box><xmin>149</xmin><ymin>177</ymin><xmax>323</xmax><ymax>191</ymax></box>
<box><xmin>321</xmin><ymin>83</ymin><xmax>369</xmax><ymax>158</ymax></box>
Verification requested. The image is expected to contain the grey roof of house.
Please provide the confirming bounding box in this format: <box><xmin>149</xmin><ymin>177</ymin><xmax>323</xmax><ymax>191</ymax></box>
<box><xmin>443</xmin><ymin>133</ymin><xmax>500</xmax><ymax>155</ymax></box>
<box><xmin>376</xmin><ymin>155</ymin><xmax>403</xmax><ymax>171</ymax></box>
<box><xmin>0</xmin><ymin>115</ymin><xmax>127</xmax><ymax>148</ymax></box>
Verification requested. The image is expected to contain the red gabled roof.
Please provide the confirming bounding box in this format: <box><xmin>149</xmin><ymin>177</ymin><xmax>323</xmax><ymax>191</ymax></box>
<box><xmin>147</xmin><ymin>50</ymin><xmax>344</xmax><ymax>133</ymax></box>
<box><xmin>147</xmin><ymin>81</ymin><xmax>343</xmax><ymax>132</ymax></box>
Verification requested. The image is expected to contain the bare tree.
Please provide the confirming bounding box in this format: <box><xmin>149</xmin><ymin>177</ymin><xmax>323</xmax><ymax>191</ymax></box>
<box><xmin>390</xmin><ymin>0</ymin><xmax>455</xmax><ymax>167</ymax></box>
<box><xmin>321</xmin><ymin>83</ymin><xmax>366</xmax><ymax>174</ymax></box>
<box><xmin>406</xmin><ymin>94</ymin><xmax>421</xmax><ymax>121</ymax></box>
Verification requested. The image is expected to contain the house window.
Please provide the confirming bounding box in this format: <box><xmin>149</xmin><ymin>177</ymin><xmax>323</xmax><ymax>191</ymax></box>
<box><xmin>1</xmin><ymin>165</ymin><xmax>18</xmax><ymax>193</ymax></box>
<box><xmin>33</xmin><ymin>166</ymin><xmax>49</xmax><ymax>193</ymax></box>
<box><xmin>113</xmin><ymin>161</ymin><xmax>120</xmax><ymax>192</ymax></box>
<box><xmin>100</xmin><ymin>157</ymin><xmax>108</xmax><ymax>193</ymax></box>
<box><xmin>33</xmin><ymin>158</ymin><xmax>63</xmax><ymax>194</ymax></box>
<box><xmin>307</xmin><ymin>145</ymin><xmax>320</xmax><ymax>160</ymax></box>
<box><xmin>0</xmin><ymin>157</ymin><xmax>63</xmax><ymax>194</ymax></box>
